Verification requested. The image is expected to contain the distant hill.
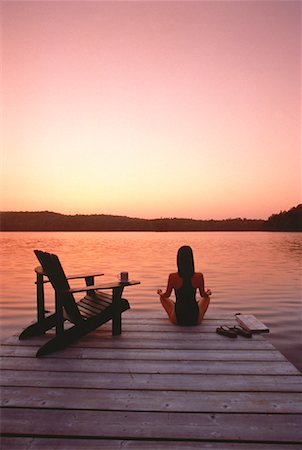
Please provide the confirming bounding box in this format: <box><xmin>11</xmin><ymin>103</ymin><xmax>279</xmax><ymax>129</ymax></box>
<box><xmin>264</xmin><ymin>204</ymin><xmax>302</xmax><ymax>232</ymax></box>
<box><xmin>0</xmin><ymin>211</ymin><xmax>152</xmax><ymax>232</ymax></box>
<box><xmin>0</xmin><ymin>205</ymin><xmax>301</xmax><ymax>232</ymax></box>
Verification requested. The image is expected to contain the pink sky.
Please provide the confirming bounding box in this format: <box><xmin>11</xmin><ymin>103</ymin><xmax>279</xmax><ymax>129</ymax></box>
<box><xmin>1</xmin><ymin>1</ymin><xmax>301</xmax><ymax>220</ymax></box>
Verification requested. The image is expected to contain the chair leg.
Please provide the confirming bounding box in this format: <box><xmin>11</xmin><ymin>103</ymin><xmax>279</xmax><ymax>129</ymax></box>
<box><xmin>112</xmin><ymin>286</ymin><xmax>124</xmax><ymax>336</ymax></box>
<box><xmin>19</xmin><ymin>314</ymin><xmax>58</xmax><ymax>339</ymax></box>
<box><xmin>36</xmin><ymin>322</ymin><xmax>86</xmax><ymax>357</ymax></box>
<box><xmin>36</xmin><ymin>314</ymin><xmax>106</xmax><ymax>357</ymax></box>
<box><xmin>36</xmin><ymin>272</ymin><xmax>46</xmax><ymax>323</ymax></box>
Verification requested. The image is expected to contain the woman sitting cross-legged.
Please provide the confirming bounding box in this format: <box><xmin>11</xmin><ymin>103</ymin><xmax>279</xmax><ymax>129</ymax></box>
<box><xmin>157</xmin><ymin>245</ymin><xmax>211</xmax><ymax>326</ymax></box>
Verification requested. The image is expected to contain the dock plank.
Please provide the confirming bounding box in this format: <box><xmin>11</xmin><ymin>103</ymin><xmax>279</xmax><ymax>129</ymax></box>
<box><xmin>2</xmin><ymin>409</ymin><xmax>302</xmax><ymax>442</ymax></box>
<box><xmin>0</xmin><ymin>346</ymin><xmax>286</xmax><ymax>361</ymax></box>
<box><xmin>4</xmin><ymin>333</ymin><xmax>277</xmax><ymax>349</ymax></box>
<box><xmin>2</xmin><ymin>438</ymin><xmax>301</xmax><ymax>449</ymax></box>
<box><xmin>2</xmin><ymin>370</ymin><xmax>302</xmax><ymax>392</ymax></box>
<box><xmin>2</xmin><ymin>386</ymin><xmax>302</xmax><ymax>413</ymax></box>
<box><xmin>1</xmin><ymin>356</ymin><xmax>298</xmax><ymax>374</ymax></box>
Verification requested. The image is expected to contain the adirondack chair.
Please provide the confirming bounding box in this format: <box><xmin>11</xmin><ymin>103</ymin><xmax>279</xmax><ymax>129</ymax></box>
<box><xmin>19</xmin><ymin>250</ymin><xmax>137</xmax><ymax>357</ymax></box>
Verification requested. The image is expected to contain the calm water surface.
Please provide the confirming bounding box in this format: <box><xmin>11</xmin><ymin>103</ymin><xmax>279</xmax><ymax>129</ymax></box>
<box><xmin>0</xmin><ymin>231</ymin><xmax>301</xmax><ymax>371</ymax></box>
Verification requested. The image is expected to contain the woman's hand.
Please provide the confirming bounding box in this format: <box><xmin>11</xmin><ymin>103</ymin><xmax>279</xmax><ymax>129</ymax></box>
<box><xmin>157</xmin><ymin>289</ymin><xmax>163</xmax><ymax>295</ymax></box>
<box><xmin>206</xmin><ymin>289</ymin><xmax>212</xmax><ymax>296</ymax></box>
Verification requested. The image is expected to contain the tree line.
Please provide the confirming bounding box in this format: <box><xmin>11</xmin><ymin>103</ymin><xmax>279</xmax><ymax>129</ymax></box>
<box><xmin>264</xmin><ymin>204</ymin><xmax>301</xmax><ymax>232</ymax></box>
<box><xmin>0</xmin><ymin>205</ymin><xmax>301</xmax><ymax>232</ymax></box>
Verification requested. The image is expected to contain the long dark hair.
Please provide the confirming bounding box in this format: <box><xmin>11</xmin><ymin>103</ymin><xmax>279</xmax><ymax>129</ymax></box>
<box><xmin>177</xmin><ymin>245</ymin><xmax>195</xmax><ymax>280</ymax></box>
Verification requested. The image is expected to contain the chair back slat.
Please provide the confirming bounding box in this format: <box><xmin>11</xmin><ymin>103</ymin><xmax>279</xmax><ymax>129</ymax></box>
<box><xmin>34</xmin><ymin>250</ymin><xmax>83</xmax><ymax>324</ymax></box>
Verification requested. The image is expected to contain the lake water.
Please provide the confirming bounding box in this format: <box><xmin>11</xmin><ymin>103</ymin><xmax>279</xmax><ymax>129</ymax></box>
<box><xmin>0</xmin><ymin>231</ymin><xmax>301</xmax><ymax>371</ymax></box>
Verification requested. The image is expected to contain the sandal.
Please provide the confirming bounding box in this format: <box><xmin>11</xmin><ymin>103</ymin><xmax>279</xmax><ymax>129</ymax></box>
<box><xmin>229</xmin><ymin>326</ymin><xmax>252</xmax><ymax>338</ymax></box>
<box><xmin>216</xmin><ymin>326</ymin><xmax>237</xmax><ymax>338</ymax></box>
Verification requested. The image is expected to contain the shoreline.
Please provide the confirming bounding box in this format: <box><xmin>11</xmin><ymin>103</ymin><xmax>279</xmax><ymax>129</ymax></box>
<box><xmin>1</xmin><ymin>205</ymin><xmax>301</xmax><ymax>232</ymax></box>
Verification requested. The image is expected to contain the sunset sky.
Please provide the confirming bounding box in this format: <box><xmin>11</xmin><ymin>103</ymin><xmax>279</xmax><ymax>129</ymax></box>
<box><xmin>1</xmin><ymin>1</ymin><xmax>301</xmax><ymax>220</ymax></box>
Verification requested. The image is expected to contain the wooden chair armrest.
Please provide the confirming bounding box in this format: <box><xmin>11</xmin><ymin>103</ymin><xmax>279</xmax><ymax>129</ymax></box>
<box><xmin>35</xmin><ymin>266</ymin><xmax>104</xmax><ymax>281</ymax></box>
<box><xmin>68</xmin><ymin>280</ymin><xmax>140</xmax><ymax>294</ymax></box>
<box><xmin>66</xmin><ymin>272</ymin><xmax>104</xmax><ymax>280</ymax></box>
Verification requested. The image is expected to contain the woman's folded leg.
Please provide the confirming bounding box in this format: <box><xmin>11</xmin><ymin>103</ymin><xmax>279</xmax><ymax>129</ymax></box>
<box><xmin>160</xmin><ymin>296</ymin><xmax>177</xmax><ymax>324</ymax></box>
<box><xmin>197</xmin><ymin>296</ymin><xmax>210</xmax><ymax>324</ymax></box>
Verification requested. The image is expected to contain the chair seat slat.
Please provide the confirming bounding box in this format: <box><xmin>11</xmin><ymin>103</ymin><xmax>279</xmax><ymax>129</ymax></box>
<box><xmin>77</xmin><ymin>305</ymin><xmax>95</xmax><ymax>318</ymax></box>
<box><xmin>82</xmin><ymin>296</ymin><xmax>112</xmax><ymax>309</ymax></box>
<box><xmin>77</xmin><ymin>300</ymin><xmax>107</xmax><ymax>315</ymax></box>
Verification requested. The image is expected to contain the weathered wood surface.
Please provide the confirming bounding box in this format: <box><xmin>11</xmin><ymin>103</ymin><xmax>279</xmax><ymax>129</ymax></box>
<box><xmin>235</xmin><ymin>313</ymin><xmax>269</xmax><ymax>333</ymax></box>
<box><xmin>1</xmin><ymin>439</ymin><xmax>301</xmax><ymax>450</ymax></box>
<box><xmin>1</xmin><ymin>309</ymin><xmax>302</xmax><ymax>449</ymax></box>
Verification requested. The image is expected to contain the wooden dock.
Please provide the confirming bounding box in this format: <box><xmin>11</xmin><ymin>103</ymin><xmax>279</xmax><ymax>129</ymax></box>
<box><xmin>1</xmin><ymin>309</ymin><xmax>302</xmax><ymax>449</ymax></box>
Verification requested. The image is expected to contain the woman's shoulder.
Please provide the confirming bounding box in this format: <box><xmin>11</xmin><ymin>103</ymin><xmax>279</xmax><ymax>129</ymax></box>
<box><xmin>168</xmin><ymin>272</ymin><xmax>182</xmax><ymax>289</ymax></box>
<box><xmin>192</xmin><ymin>272</ymin><xmax>204</xmax><ymax>286</ymax></box>
<box><xmin>169</xmin><ymin>272</ymin><xmax>183</xmax><ymax>284</ymax></box>
<box><xmin>193</xmin><ymin>272</ymin><xmax>204</xmax><ymax>279</ymax></box>
<box><xmin>169</xmin><ymin>272</ymin><xmax>180</xmax><ymax>279</ymax></box>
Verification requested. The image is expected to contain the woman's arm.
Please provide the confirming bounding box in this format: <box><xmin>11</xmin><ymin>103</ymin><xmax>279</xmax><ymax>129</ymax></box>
<box><xmin>157</xmin><ymin>273</ymin><xmax>174</xmax><ymax>298</ymax></box>
<box><xmin>197</xmin><ymin>273</ymin><xmax>211</xmax><ymax>298</ymax></box>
